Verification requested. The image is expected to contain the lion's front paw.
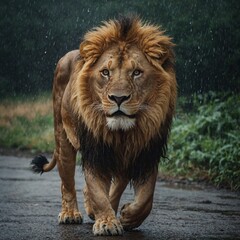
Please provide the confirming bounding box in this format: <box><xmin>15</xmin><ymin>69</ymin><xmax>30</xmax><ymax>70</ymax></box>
<box><xmin>120</xmin><ymin>202</ymin><xmax>150</xmax><ymax>230</ymax></box>
<box><xmin>93</xmin><ymin>217</ymin><xmax>124</xmax><ymax>236</ymax></box>
<box><xmin>58</xmin><ymin>211</ymin><xmax>83</xmax><ymax>224</ymax></box>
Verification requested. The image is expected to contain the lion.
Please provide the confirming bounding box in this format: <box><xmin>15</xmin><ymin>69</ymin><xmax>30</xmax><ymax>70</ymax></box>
<box><xmin>31</xmin><ymin>16</ymin><xmax>177</xmax><ymax>236</ymax></box>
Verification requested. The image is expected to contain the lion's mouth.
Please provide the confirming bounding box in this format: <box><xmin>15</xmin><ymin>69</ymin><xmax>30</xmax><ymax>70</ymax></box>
<box><xmin>107</xmin><ymin>110</ymin><xmax>136</xmax><ymax>119</ymax></box>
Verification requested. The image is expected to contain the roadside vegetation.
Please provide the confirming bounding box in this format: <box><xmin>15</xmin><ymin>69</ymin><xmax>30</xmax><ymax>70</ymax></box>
<box><xmin>164</xmin><ymin>92</ymin><xmax>240</xmax><ymax>190</ymax></box>
<box><xmin>0</xmin><ymin>92</ymin><xmax>239</xmax><ymax>190</ymax></box>
<box><xmin>0</xmin><ymin>93</ymin><xmax>54</xmax><ymax>153</ymax></box>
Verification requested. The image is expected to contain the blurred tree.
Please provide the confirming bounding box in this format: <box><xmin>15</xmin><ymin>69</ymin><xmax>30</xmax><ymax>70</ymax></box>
<box><xmin>0</xmin><ymin>0</ymin><xmax>239</xmax><ymax>97</ymax></box>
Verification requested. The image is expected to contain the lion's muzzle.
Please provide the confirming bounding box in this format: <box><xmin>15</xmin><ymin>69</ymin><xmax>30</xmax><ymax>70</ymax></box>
<box><xmin>105</xmin><ymin>95</ymin><xmax>137</xmax><ymax>131</ymax></box>
<box><xmin>105</xmin><ymin>92</ymin><xmax>137</xmax><ymax>131</ymax></box>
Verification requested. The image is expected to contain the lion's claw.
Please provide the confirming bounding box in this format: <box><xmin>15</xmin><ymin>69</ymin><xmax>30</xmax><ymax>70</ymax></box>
<box><xmin>58</xmin><ymin>211</ymin><xmax>83</xmax><ymax>224</ymax></box>
<box><xmin>93</xmin><ymin>217</ymin><xmax>123</xmax><ymax>236</ymax></box>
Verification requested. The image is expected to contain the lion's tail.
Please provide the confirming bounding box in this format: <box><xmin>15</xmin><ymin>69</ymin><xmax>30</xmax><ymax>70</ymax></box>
<box><xmin>30</xmin><ymin>151</ymin><xmax>57</xmax><ymax>175</ymax></box>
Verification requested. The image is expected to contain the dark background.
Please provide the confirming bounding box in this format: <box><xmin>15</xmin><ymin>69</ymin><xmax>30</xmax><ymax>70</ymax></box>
<box><xmin>1</xmin><ymin>0</ymin><xmax>239</xmax><ymax>97</ymax></box>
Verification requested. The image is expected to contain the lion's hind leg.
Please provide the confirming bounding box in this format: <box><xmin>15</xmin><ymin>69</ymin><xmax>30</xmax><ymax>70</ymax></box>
<box><xmin>57</xmin><ymin>131</ymin><xmax>83</xmax><ymax>224</ymax></box>
<box><xmin>58</xmin><ymin>185</ymin><xmax>83</xmax><ymax>224</ymax></box>
<box><xmin>109</xmin><ymin>177</ymin><xmax>129</xmax><ymax>214</ymax></box>
<box><xmin>83</xmin><ymin>186</ymin><xmax>95</xmax><ymax>220</ymax></box>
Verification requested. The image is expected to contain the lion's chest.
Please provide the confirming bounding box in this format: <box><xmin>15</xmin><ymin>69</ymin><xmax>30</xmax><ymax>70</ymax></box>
<box><xmin>78</xmin><ymin>124</ymin><xmax>163</xmax><ymax>183</ymax></box>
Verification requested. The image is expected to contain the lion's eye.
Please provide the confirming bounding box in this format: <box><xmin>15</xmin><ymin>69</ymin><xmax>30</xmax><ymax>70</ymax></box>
<box><xmin>132</xmin><ymin>69</ymin><xmax>142</xmax><ymax>78</ymax></box>
<box><xmin>101</xmin><ymin>69</ymin><xmax>110</xmax><ymax>77</ymax></box>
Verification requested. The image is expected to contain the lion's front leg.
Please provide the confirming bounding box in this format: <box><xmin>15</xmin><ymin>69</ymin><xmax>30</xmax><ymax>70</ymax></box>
<box><xmin>84</xmin><ymin>171</ymin><xmax>124</xmax><ymax>236</ymax></box>
<box><xmin>109</xmin><ymin>177</ymin><xmax>129</xmax><ymax>213</ymax></box>
<box><xmin>120</xmin><ymin>170</ymin><xmax>158</xmax><ymax>230</ymax></box>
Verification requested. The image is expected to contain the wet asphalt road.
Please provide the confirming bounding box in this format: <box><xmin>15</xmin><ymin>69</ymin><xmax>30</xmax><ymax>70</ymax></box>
<box><xmin>0</xmin><ymin>155</ymin><xmax>240</xmax><ymax>240</ymax></box>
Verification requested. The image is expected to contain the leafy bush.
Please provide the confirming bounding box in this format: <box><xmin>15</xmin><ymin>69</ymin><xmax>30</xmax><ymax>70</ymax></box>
<box><xmin>162</xmin><ymin>93</ymin><xmax>240</xmax><ymax>190</ymax></box>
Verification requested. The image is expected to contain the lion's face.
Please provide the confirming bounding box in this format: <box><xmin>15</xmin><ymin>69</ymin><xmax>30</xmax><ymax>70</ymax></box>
<box><xmin>89</xmin><ymin>44</ymin><xmax>160</xmax><ymax>131</ymax></box>
<box><xmin>75</xmin><ymin>17</ymin><xmax>176</xmax><ymax>142</ymax></box>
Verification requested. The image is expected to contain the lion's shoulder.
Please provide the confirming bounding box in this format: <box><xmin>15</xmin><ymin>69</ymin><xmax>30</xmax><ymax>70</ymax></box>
<box><xmin>54</xmin><ymin>50</ymin><xmax>80</xmax><ymax>85</ymax></box>
<box><xmin>53</xmin><ymin>49</ymin><xmax>82</xmax><ymax>113</ymax></box>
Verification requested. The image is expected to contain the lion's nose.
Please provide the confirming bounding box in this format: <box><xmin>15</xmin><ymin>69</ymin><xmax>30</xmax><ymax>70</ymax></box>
<box><xmin>108</xmin><ymin>94</ymin><xmax>131</xmax><ymax>106</ymax></box>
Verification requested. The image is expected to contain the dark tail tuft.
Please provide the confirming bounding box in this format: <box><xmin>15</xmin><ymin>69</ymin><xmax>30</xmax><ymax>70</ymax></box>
<box><xmin>30</xmin><ymin>155</ymin><xmax>49</xmax><ymax>175</ymax></box>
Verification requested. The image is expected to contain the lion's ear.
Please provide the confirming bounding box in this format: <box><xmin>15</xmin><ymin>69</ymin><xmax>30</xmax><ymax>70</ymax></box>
<box><xmin>144</xmin><ymin>44</ymin><xmax>175</xmax><ymax>70</ymax></box>
<box><xmin>157</xmin><ymin>49</ymin><xmax>173</xmax><ymax>66</ymax></box>
<box><xmin>79</xmin><ymin>40</ymin><xmax>101</xmax><ymax>63</ymax></box>
<box><xmin>142</xmin><ymin>32</ymin><xmax>175</xmax><ymax>69</ymax></box>
<box><xmin>158</xmin><ymin>47</ymin><xmax>175</xmax><ymax>67</ymax></box>
<box><xmin>79</xmin><ymin>41</ymin><xmax>88</xmax><ymax>60</ymax></box>
<box><xmin>154</xmin><ymin>38</ymin><xmax>175</xmax><ymax>66</ymax></box>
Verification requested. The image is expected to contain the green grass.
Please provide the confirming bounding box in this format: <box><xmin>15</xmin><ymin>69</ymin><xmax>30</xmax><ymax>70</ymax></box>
<box><xmin>0</xmin><ymin>92</ymin><xmax>239</xmax><ymax>190</ymax></box>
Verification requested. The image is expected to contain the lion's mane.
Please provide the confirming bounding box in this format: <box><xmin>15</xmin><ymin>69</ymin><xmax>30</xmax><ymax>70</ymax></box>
<box><xmin>69</xmin><ymin>16</ymin><xmax>177</xmax><ymax>183</ymax></box>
